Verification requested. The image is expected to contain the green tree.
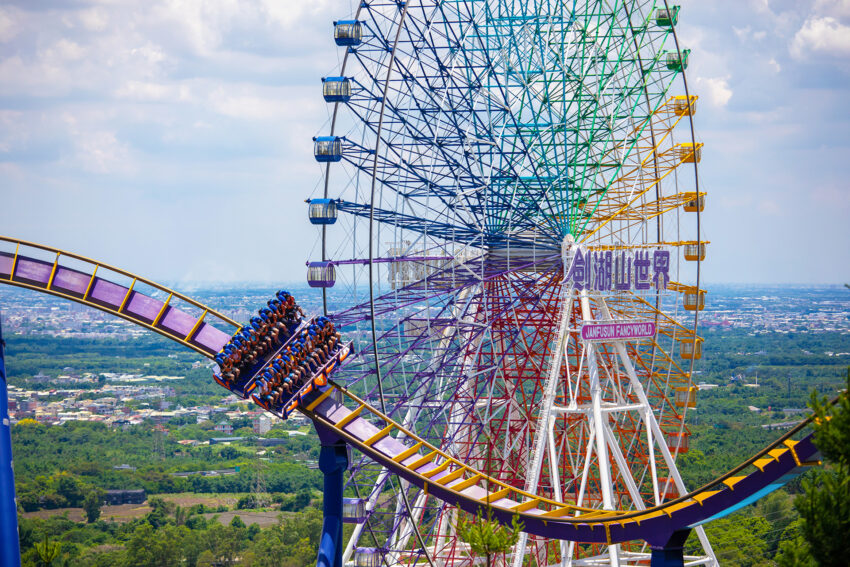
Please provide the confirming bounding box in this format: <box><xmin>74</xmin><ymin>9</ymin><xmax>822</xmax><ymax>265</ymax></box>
<box><xmin>248</xmin><ymin>509</ymin><xmax>323</xmax><ymax>567</ymax></box>
<box><xmin>794</xmin><ymin>368</ymin><xmax>850</xmax><ymax>567</ymax></box>
<box><xmin>82</xmin><ymin>489</ymin><xmax>104</xmax><ymax>523</ymax></box>
<box><xmin>455</xmin><ymin>508</ymin><xmax>524</xmax><ymax>567</ymax></box>
<box><xmin>795</xmin><ymin>469</ymin><xmax>850</xmax><ymax>566</ymax></box>
<box><xmin>775</xmin><ymin>519</ymin><xmax>817</xmax><ymax>567</ymax></box>
<box><xmin>754</xmin><ymin>489</ymin><xmax>796</xmax><ymax>556</ymax></box>
<box><xmin>695</xmin><ymin>515</ymin><xmax>772</xmax><ymax>567</ymax></box>
<box><xmin>124</xmin><ymin>524</ymin><xmax>185</xmax><ymax>567</ymax></box>
<box><xmin>294</xmin><ymin>487</ymin><xmax>312</xmax><ymax>510</ymax></box>
<box><xmin>230</xmin><ymin>515</ymin><xmax>246</xmax><ymax>529</ymax></box>
<box><xmin>34</xmin><ymin>533</ymin><xmax>62</xmax><ymax>567</ymax></box>
<box><xmin>203</xmin><ymin>524</ymin><xmax>245</xmax><ymax>566</ymax></box>
<box><xmin>52</xmin><ymin>472</ymin><xmax>85</xmax><ymax>508</ymax></box>
<box><xmin>145</xmin><ymin>497</ymin><xmax>175</xmax><ymax>528</ymax></box>
<box><xmin>174</xmin><ymin>505</ymin><xmax>187</xmax><ymax>526</ymax></box>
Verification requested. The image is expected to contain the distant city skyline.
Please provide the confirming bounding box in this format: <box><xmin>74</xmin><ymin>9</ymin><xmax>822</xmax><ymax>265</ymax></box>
<box><xmin>1</xmin><ymin>0</ymin><xmax>848</xmax><ymax>285</ymax></box>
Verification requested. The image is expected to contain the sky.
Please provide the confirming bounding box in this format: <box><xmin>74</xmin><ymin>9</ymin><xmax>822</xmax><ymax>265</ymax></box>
<box><xmin>0</xmin><ymin>0</ymin><xmax>848</xmax><ymax>286</ymax></box>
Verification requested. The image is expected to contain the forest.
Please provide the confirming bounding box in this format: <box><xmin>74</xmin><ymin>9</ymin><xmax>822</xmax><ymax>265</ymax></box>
<box><xmin>5</xmin><ymin>325</ymin><xmax>850</xmax><ymax>566</ymax></box>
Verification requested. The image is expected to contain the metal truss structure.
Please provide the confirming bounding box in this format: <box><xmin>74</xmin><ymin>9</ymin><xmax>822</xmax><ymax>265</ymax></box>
<box><xmin>311</xmin><ymin>1</ymin><xmax>714</xmax><ymax>565</ymax></box>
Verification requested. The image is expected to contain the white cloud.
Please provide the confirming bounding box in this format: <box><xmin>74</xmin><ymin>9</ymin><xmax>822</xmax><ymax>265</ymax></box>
<box><xmin>811</xmin><ymin>184</ymin><xmax>850</xmax><ymax>212</ymax></box>
<box><xmin>813</xmin><ymin>0</ymin><xmax>850</xmax><ymax>19</ymax></box>
<box><xmin>733</xmin><ymin>25</ymin><xmax>751</xmax><ymax>41</ymax></box>
<box><xmin>115</xmin><ymin>80</ymin><xmax>192</xmax><ymax>103</ymax></box>
<box><xmin>1</xmin><ymin>0</ymin><xmax>848</xmax><ymax>284</ymax></box>
<box><xmin>694</xmin><ymin>76</ymin><xmax>733</xmax><ymax>107</ymax></box>
<box><xmin>756</xmin><ymin>199</ymin><xmax>782</xmax><ymax>216</ymax></box>
<box><xmin>70</xmin><ymin>130</ymin><xmax>134</xmax><ymax>174</ymax></box>
<box><xmin>208</xmin><ymin>85</ymin><xmax>321</xmax><ymax>121</ymax></box>
<box><xmin>791</xmin><ymin>16</ymin><xmax>850</xmax><ymax>58</ymax></box>
<box><xmin>0</xmin><ymin>7</ymin><xmax>19</xmax><ymax>43</ymax></box>
<box><xmin>733</xmin><ymin>25</ymin><xmax>767</xmax><ymax>42</ymax></box>
<box><xmin>78</xmin><ymin>8</ymin><xmax>109</xmax><ymax>32</ymax></box>
<box><xmin>40</xmin><ymin>39</ymin><xmax>87</xmax><ymax>63</ymax></box>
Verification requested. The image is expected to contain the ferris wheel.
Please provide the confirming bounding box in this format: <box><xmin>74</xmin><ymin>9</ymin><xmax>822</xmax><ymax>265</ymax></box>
<box><xmin>306</xmin><ymin>1</ymin><xmax>712</xmax><ymax>566</ymax></box>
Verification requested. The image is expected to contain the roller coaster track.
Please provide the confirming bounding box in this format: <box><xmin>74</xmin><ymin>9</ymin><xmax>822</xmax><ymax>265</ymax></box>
<box><xmin>0</xmin><ymin>236</ymin><xmax>237</xmax><ymax>357</ymax></box>
<box><xmin>304</xmin><ymin>383</ymin><xmax>821</xmax><ymax>548</ymax></box>
<box><xmin>0</xmin><ymin>236</ymin><xmax>824</xmax><ymax>549</ymax></box>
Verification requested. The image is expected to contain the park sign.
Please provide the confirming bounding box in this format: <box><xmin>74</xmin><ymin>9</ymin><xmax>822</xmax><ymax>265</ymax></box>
<box><xmin>581</xmin><ymin>320</ymin><xmax>657</xmax><ymax>342</ymax></box>
<box><xmin>566</xmin><ymin>247</ymin><xmax>670</xmax><ymax>293</ymax></box>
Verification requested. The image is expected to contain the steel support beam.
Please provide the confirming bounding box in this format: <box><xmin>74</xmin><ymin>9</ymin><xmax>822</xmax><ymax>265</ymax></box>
<box><xmin>649</xmin><ymin>530</ymin><xmax>691</xmax><ymax>567</ymax></box>
<box><xmin>317</xmin><ymin>441</ymin><xmax>349</xmax><ymax>567</ymax></box>
<box><xmin>0</xmin><ymin>311</ymin><xmax>22</xmax><ymax>567</ymax></box>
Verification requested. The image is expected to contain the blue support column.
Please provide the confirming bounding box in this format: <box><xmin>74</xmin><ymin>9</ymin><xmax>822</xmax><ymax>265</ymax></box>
<box><xmin>316</xmin><ymin>441</ymin><xmax>349</xmax><ymax>567</ymax></box>
<box><xmin>0</xmin><ymin>312</ymin><xmax>22</xmax><ymax>567</ymax></box>
<box><xmin>650</xmin><ymin>529</ymin><xmax>691</xmax><ymax>567</ymax></box>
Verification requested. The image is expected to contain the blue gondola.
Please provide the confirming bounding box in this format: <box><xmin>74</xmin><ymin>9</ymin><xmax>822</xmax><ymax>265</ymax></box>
<box><xmin>322</xmin><ymin>77</ymin><xmax>351</xmax><ymax>102</ymax></box>
<box><xmin>334</xmin><ymin>20</ymin><xmax>362</xmax><ymax>46</ymax></box>
<box><xmin>322</xmin><ymin>77</ymin><xmax>352</xmax><ymax>103</ymax></box>
<box><xmin>314</xmin><ymin>136</ymin><xmax>342</xmax><ymax>162</ymax></box>
<box><xmin>307</xmin><ymin>261</ymin><xmax>336</xmax><ymax>288</ymax></box>
<box><xmin>307</xmin><ymin>198</ymin><xmax>338</xmax><ymax>225</ymax></box>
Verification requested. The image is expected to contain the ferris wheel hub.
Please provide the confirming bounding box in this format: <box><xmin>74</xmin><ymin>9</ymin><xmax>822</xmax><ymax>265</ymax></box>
<box><xmin>562</xmin><ymin>233</ymin><xmax>577</xmax><ymax>280</ymax></box>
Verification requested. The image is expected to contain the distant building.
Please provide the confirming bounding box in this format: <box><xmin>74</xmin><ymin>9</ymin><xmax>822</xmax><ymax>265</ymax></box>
<box><xmin>209</xmin><ymin>437</ymin><xmax>245</xmax><ymax>445</ymax></box>
<box><xmin>214</xmin><ymin>422</ymin><xmax>233</xmax><ymax>436</ymax></box>
<box><xmin>257</xmin><ymin>437</ymin><xmax>287</xmax><ymax>447</ymax></box>
<box><xmin>253</xmin><ymin>415</ymin><xmax>272</xmax><ymax>435</ymax></box>
<box><xmin>171</xmin><ymin>467</ymin><xmax>238</xmax><ymax>478</ymax></box>
<box><xmin>104</xmin><ymin>489</ymin><xmax>146</xmax><ymax>506</ymax></box>
<box><xmin>762</xmin><ymin>420</ymin><xmax>803</xmax><ymax>431</ymax></box>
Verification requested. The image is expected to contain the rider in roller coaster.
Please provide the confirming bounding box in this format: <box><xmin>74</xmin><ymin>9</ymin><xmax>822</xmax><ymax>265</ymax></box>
<box><xmin>214</xmin><ymin>290</ymin><xmax>344</xmax><ymax>411</ymax></box>
<box><xmin>214</xmin><ymin>290</ymin><xmax>305</xmax><ymax>385</ymax></box>
<box><xmin>258</xmin><ymin>317</ymin><xmax>339</xmax><ymax>406</ymax></box>
<box><xmin>255</xmin><ymin>317</ymin><xmax>342</xmax><ymax>408</ymax></box>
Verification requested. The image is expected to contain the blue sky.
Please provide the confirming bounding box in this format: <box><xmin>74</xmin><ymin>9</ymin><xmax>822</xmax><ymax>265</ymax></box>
<box><xmin>0</xmin><ymin>0</ymin><xmax>848</xmax><ymax>285</ymax></box>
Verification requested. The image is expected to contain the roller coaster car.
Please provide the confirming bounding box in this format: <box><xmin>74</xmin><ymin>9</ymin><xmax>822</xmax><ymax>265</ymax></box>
<box><xmin>251</xmin><ymin>341</ymin><xmax>354</xmax><ymax>419</ymax></box>
<box><xmin>213</xmin><ymin>319</ymin><xmax>307</xmax><ymax>398</ymax></box>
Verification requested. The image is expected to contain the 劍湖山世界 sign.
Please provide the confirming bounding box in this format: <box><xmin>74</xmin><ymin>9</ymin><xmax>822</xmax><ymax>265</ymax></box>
<box><xmin>581</xmin><ymin>320</ymin><xmax>656</xmax><ymax>342</ymax></box>
<box><xmin>566</xmin><ymin>248</ymin><xmax>670</xmax><ymax>292</ymax></box>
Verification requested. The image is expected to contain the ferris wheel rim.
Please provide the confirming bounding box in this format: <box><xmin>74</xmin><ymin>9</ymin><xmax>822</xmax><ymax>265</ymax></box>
<box><xmin>314</xmin><ymin>2</ymin><xmax>709</xmax><ymax>563</ymax></box>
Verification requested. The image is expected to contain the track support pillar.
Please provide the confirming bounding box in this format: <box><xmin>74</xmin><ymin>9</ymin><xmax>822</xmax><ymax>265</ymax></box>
<box><xmin>650</xmin><ymin>529</ymin><xmax>691</xmax><ymax>567</ymax></box>
<box><xmin>316</xmin><ymin>440</ymin><xmax>349</xmax><ymax>567</ymax></box>
<box><xmin>0</xmin><ymin>312</ymin><xmax>22</xmax><ymax>567</ymax></box>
